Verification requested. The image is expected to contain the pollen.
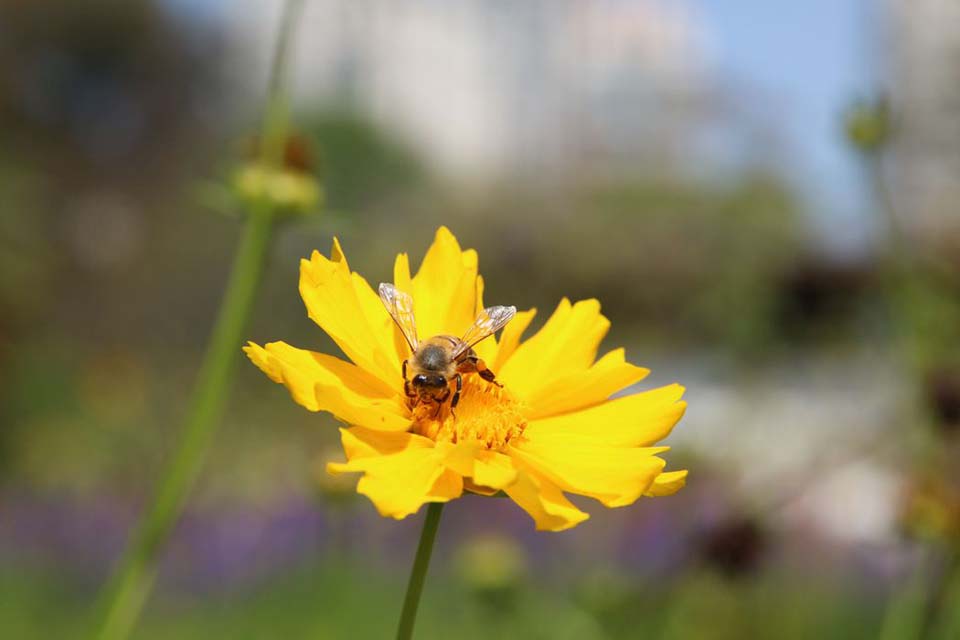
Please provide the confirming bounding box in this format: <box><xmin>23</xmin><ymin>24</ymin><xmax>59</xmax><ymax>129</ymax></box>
<box><xmin>411</xmin><ymin>376</ymin><xmax>527</xmax><ymax>451</ymax></box>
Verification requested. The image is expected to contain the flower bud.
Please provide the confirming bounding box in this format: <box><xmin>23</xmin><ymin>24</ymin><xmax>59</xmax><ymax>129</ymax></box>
<box><xmin>454</xmin><ymin>533</ymin><xmax>527</xmax><ymax>602</ymax></box>
<box><xmin>844</xmin><ymin>97</ymin><xmax>893</xmax><ymax>155</ymax></box>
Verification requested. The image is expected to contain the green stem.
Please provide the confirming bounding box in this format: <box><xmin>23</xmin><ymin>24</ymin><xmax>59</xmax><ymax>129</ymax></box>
<box><xmin>878</xmin><ymin>549</ymin><xmax>936</xmax><ymax>640</ymax></box>
<box><xmin>924</xmin><ymin>549</ymin><xmax>960</xmax><ymax>640</ymax></box>
<box><xmin>395</xmin><ymin>503</ymin><xmax>445</xmax><ymax>640</ymax></box>
<box><xmin>90</xmin><ymin>2</ymin><xmax>303</xmax><ymax>639</ymax></box>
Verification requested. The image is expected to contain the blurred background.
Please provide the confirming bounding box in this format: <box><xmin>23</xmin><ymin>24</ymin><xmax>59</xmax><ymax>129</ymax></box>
<box><xmin>2</xmin><ymin>0</ymin><xmax>960</xmax><ymax>638</ymax></box>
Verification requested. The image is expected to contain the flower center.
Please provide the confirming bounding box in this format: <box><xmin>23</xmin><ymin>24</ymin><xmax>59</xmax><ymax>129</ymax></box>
<box><xmin>411</xmin><ymin>376</ymin><xmax>527</xmax><ymax>451</ymax></box>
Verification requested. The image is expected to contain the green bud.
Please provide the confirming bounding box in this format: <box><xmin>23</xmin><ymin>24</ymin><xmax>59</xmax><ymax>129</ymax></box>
<box><xmin>844</xmin><ymin>97</ymin><xmax>893</xmax><ymax>155</ymax></box>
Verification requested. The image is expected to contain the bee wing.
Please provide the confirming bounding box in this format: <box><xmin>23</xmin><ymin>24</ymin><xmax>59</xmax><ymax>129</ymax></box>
<box><xmin>455</xmin><ymin>305</ymin><xmax>517</xmax><ymax>357</ymax></box>
<box><xmin>378</xmin><ymin>283</ymin><xmax>419</xmax><ymax>351</ymax></box>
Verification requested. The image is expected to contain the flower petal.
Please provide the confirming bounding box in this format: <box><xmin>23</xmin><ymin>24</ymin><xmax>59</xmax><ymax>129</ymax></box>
<box><xmin>645</xmin><ymin>469</ymin><xmax>688</xmax><ymax>497</ymax></box>
<box><xmin>337</xmin><ymin>426</ymin><xmax>434</xmax><ymax>459</ymax></box>
<box><xmin>472</xmin><ymin>450</ymin><xmax>519</xmax><ymax>489</ymax></box>
<box><xmin>427</xmin><ymin>468</ymin><xmax>465</xmax><ymax>502</ymax></box>
<box><xmin>498</xmin><ymin>299</ymin><xmax>610</xmax><ymax>398</ymax></box>
<box><xmin>328</xmin><ymin>445</ymin><xmax>461</xmax><ymax>519</ymax></box>
<box><xmin>503</xmin><ymin>469</ymin><xmax>590</xmax><ymax>532</ymax></box>
<box><xmin>299</xmin><ymin>239</ymin><xmax>400</xmax><ymax>388</ymax></box>
<box><xmin>490</xmin><ymin>308</ymin><xmax>537</xmax><ymax>372</ymax></box>
<box><xmin>524</xmin><ymin>348</ymin><xmax>649</xmax><ymax>419</ymax></box>
<box><xmin>244</xmin><ymin>341</ymin><xmax>410</xmax><ymax>431</ymax></box>
<box><xmin>463</xmin><ymin>481</ymin><xmax>500</xmax><ymax>497</ymax></box>
<box><xmin>433</xmin><ymin>442</ymin><xmax>519</xmax><ymax>491</ymax></box>
<box><xmin>470</xmin><ymin>274</ymin><xmax>496</xmax><ymax>363</ymax></box>
<box><xmin>523</xmin><ymin>384</ymin><xmax>686</xmax><ymax>447</ymax></box>
<box><xmin>352</xmin><ymin>270</ymin><xmax>409</xmax><ymax>365</ymax></box>
<box><xmin>407</xmin><ymin>227</ymin><xmax>480</xmax><ymax>340</ymax></box>
<box><xmin>509</xmin><ymin>434</ymin><xmax>666</xmax><ymax>507</ymax></box>
<box><xmin>390</xmin><ymin>229</ymin><xmax>513</xmax><ymax>368</ymax></box>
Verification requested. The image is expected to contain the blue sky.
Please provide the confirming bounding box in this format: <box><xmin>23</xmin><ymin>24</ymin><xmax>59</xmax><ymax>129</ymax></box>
<box><xmin>693</xmin><ymin>0</ymin><xmax>880</xmax><ymax>250</ymax></box>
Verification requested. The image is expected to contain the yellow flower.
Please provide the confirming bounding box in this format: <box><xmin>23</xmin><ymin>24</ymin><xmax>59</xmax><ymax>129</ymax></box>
<box><xmin>245</xmin><ymin>227</ymin><xmax>687</xmax><ymax>531</ymax></box>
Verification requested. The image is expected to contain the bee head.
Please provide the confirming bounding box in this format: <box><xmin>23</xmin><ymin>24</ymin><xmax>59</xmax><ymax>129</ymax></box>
<box><xmin>412</xmin><ymin>373</ymin><xmax>447</xmax><ymax>389</ymax></box>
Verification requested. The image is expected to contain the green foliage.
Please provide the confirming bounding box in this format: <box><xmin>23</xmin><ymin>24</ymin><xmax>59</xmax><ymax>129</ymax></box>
<box><xmin>361</xmin><ymin>173</ymin><xmax>804</xmax><ymax>355</ymax></box>
<box><xmin>0</xmin><ymin>562</ymin><xmax>888</xmax><ymax>640</ymax></box>
<box><xmin>301</xmin><ymin>109</ymin><xmax>427</xmax><ymax>213</ymax></box>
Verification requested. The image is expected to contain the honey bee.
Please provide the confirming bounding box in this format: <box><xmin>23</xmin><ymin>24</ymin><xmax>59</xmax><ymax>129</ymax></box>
<box><xmin>378</xmin><ymin>283</ymin><xmax>517</xmax><ymax>414</ymax></box>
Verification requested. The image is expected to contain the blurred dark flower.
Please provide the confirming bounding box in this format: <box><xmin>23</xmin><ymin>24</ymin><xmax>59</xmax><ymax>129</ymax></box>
<box><xmin>925</xmin><ymin>367</ymin><xmax>960</xmax><ymax>435</ymax></box>
<box><xmin>844</xmin><ymin>97</ymin><xmax>893</xmax><ymax>155</ymax></box>
<box><xmin>697</xmin><ymin>515</ymin><xmax>767</xmax><ymax>578</ymax></box>
<box><xmin>776</xmin><ymin>257</ymin><xmax>873</xmax><ymax>341</ymax></box>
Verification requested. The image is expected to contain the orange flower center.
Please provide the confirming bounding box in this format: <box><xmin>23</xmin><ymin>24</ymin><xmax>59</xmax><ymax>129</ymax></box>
<box><xmin>411</xmin><ymin>376</ymin><xmax>527</xmax><ymax>451</ymax></box>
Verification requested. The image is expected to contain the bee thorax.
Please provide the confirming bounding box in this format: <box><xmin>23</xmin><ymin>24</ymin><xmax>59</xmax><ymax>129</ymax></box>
<box><xmin>415</xmin><ymin>343</ymin><xmax>451</xmax><ymax>372</ymax></box>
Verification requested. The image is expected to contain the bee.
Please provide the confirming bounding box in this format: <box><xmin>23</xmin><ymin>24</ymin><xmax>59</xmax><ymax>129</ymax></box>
<box><xmin>378</xmin><ymin>283</ymin><xmax>517</xmax><ymax>414</ymax></box>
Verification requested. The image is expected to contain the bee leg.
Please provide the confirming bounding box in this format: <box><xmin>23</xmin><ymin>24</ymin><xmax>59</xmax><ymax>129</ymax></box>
<box><xmin>433</xmin><ymin>386</ymin><xmax>452</xmax><ymax>419</ymax></box>
<box><xmin>475</xmin><ymin>359</ymin><xmax>503</xmax><ymax>387</ymax></box>
<box><xmin>449</xmin><ymin>374</ymin><xmax>462</xmax><ymax>419</ymax></box>
<box><xmin>402</xmin><ymin>360</ymin><xmax>416</xmax><ymax>408</ymax></box>
<box><xmin>404</xmin><ymin>381</ymin><xmax>417</xmax><ymax>410</ymax></box>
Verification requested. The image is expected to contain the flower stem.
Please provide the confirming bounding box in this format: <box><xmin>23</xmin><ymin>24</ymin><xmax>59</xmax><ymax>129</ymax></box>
<box><xmin>395</xmin><ymin>503</ymin><xmax>445</xmax><ymax>640</ymax></box>
<box><xmin>90</xmin><ymin>2</ymin><xmax>303</xmax><ymax>639</ymax></box>
<box><xmin>877</xmin><ymin>551</ymin><xmax>933</xmax><ymax>640</ymax></box>
<box><xmin>923</xmin><ymin>549</ymin><xmax>960</xmax><ymax>640</ymax></box>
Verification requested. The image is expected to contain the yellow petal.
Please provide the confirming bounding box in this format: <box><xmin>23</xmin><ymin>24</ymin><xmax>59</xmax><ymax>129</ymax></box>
<box><xmin>509</xmin><ymin>434</ymin><xmax>666</xmax><ymax>507</ymax></box>
<box><xmin>434</xmin><ymin>440</ymin><xmax>477</xmax><ymax>476</ymax></box>
<box><xmin>471</xmin><ymin>274</ymin><xmax>497</xmax><ymax>363</ymax></box>
<box><xmin>474</xmin><ymin>273</ymin><xmax>486</xmax><ymax>315</ymax></box>
<box><xmin>523</xmin><ymin>384</ymin><xmax>686</xmax><ymax>447</ymax></box>
<box><xmin>352</xmin><ymin>270</ymin><xmax>409</xmax><ymax>365</ymax></box>
<box><xmin>408</xmin><ymin>227</ymin><xmax>480</xmax><ymax>339</ymax></box>
<box><xmin>427</xmin><ymin>469</ymin><xmax>464</xmax><ymax>502</ymax></box>
<box><xmin>393</xmin><ymin>251</ymin><xmax>413</xmax><ymax>292</ymax></box>
<box><xmin>389</xmin><ymin>229</ymin><xmax>510</xmax><ymax>366</ymax></box>
<box><xmin>244</xmin><ymin>341</ymin><xmax>410</xmax><ymax>431</ymax></box>
<box><xmin>450</xmin><ymin>432</ymin><xmax>514</xmax><ymax>497</ymax></box>
<box><xmin>524</xmin><ymin>348</ymin><xmax>649</xmax><ymax>419</ymax></box>
<box><xmin>503</xmin><ymin>469</ymin><xmax>590</xmax><ymax>532</ymax></box>
<box><xmin>498</xmin><ymin>299</ymin><xmax>610</xmax><ymax>397</ymax></box>
<box><xmin>338</xmin><ymin>426</ymin><xmax>434</xmax><ymax>459</ymax></box>
<box><xmin>299</xmin><ymin>239</ymin><xmax>400</xmax><ymax>388</ymax></box>
<box><xmin>645</xmin><ymin>470</ymin><xmax>688</xmax><ymax>497</ymax></box>
<box><xmin>472</xmin><ymin>450</ymin><xmax>519</xmax><ymax>489</ymax></box>
<box><xmin>491</xmin><ymin>308</ymin><xmax>537</xmax><ymax>372</ymax></box>
<box><xmin>433</xmin><ymin>441</ymin><xmax>519</xmax><ymax>491</ymax></box>
<box><xmin>463</xmin><ymin>480</ymin><xmax>500</xmax><ymax>496</ymax></box>
<box><xmin>328</xmin><ymin>446</ymin><xmax>461</xmax><ymax>519</ymax></box>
